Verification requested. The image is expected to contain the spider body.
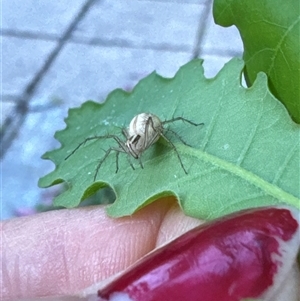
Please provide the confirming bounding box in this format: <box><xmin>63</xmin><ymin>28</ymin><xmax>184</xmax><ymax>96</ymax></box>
<box><xmin>125</xmin><ymin>113</ymin><xmax>163</xmax><ymax>159</ymax></box>
<box><xmin>65</xmin><ymin>113</ymin><xmax>203</xmax><ymax>180</ymax></box>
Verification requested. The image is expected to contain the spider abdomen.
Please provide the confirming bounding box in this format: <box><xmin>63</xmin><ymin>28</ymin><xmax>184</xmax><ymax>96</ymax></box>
<box><xmin>126</xmin><ymin>113</ymin><xmax>163</xmax><ymax>158</ymax></box>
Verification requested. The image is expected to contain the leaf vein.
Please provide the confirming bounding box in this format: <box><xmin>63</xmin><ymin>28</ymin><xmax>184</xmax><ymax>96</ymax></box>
<box><xmin>201</xmin><ymin>91</ymin><xmax>224</xmax><ymax>150</ymax></box>
<box><xmin>236</xmin><ymin>96</ymin><xmax>265</xmax><ymax>165</ymax></box>
<box><xmin>188</xmin><ymin>147</ymin><xmax>299</xmax><ymax>207</ymax></box>
<box><xmin>272</xmin><ymin>142</ymin><xmax>298</xmax><ymax>185</ymax></box>
<box><xmin>267</xmin><ymin>16</ymin><xmax>300</xmax><ymax>75</ymax></box>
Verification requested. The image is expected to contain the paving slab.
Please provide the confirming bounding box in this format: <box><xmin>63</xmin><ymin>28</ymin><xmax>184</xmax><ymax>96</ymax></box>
<box><xmin>2</xmin><ymin>0</ymin><xmax>85</xmax><ymax>35</ymax></box>
<box><xmin>2</xmin><ymin>36</ymin><xmax>56</xmax><ymax>96</ymax></box>
<box><xmin>1</xmin><ymin>102</ymin><xmax>16</xmax><ymax>125</ymax></box>
<box><xmin>2</xmin><ymin>108</ymin><xmax>64</xmax><ymax>219</ymax></box>
<box><xmin>201</xmin><ymin>7</ymin><xmax>244</xmax><ymax>55</ymax></box>
<box><xmin>71</xmin><ymin>0</ymin><xmax>204</xmax><ymax>52</ymax></box>
<box><xmin>32</xmin><ymin>43</ymin><xmax>193</xmax><ymax>107</ymax></box>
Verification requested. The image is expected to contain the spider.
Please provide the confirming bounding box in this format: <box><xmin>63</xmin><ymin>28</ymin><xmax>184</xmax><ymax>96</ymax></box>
<box><xmin>65</xmin><ymin>113</ymin><xmax>204</xmax><ymax>180</ymax></box>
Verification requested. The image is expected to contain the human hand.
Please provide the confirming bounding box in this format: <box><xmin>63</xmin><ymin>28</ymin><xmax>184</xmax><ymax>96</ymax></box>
<box><xmin>2</xmin><ymin>198</ymin><xmax>203</xmax><ymax>300</ymax></box>
<box><xmin>2</xmin><ymin>198</ymin><xmax>299</xmax><ymax>301</ymax></box>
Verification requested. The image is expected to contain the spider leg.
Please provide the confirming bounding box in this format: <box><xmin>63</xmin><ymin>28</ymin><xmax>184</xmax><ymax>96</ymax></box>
<box><xmin>145</xmin><ymin>116</ymin><xmax>161</xmax><ymax>147</ymax></box>
<box><xmin>143</xmin><ymin>116</ymin><xmax>152</xmax><ymax>149</ymax></box>
<box><xmin>131</xmin><ymin>116</ymin><xmax>160</xmax><ymax>169</ymax></box>
<box><xmin>122</xmin><ymin>128</ymin><xmax>130</xmax><ymax>139</ymax></box>
<box><xmin>94</xmin><ymin>146</ymin><xmax>128</xmax><ymax>180</ymax></box>
<box><xmin>115</xmin><ymin>151</ymin><xmax>120</xmax><ymax>173</ymax></box>
<box><xmin>161</xmin><ymin>116</ymin><xmax>204</xmax><ymax>156</ymax></box>
<box><xmin>138</xmin><ymin>156</ymin><xmax>144</xmax><ymax>169</ymax></box>
<box><xmin>65</xmin><ymin>136</ymin><xmax>101</xmax><ymax>160</ymax></box>
<box><xmin>164</xmin><ymin>128</ymin><xmax>192</xmax><ymax>147</ymax></box>
<box><xmin>65</xmin><ymin>134</ymin><xmax>127</xmax><ymax>160</ymax></box>
<box><xmin>94</xmin><ymin>148</ymin><xmax>114</xmax><ymax>181</ymax></box>
<box><xmin>125</xmin><ymin>152</ymin><xmax>136</xmax><ymax>171</ymax></box>
<box><xmin>162</xmin><ymin>116</ymin><xmax>204</xmax><ymax>127</ymax></box>
<box><xmin>160</xmin><ymin>132</ymin><xmax>188</xmax><ymax>174</ymax></box>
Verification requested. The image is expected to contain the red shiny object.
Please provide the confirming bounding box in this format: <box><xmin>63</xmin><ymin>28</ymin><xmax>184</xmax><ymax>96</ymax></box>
<box><xmin>98</xmin><ymin>207</ymin><xmax>299</xmax><ymax>301</ymax></box>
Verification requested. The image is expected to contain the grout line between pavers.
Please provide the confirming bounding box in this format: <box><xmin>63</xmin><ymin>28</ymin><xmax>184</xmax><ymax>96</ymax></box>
<box><xmin>2</xmin><ymin>1</ymin><xmax>224</xmax><ymax>57</ymax></box>
<box><xmin>2</xmin><ymin>29</ymin><xmax>193</xmax><ymax>53</ymax></box>
<box><xmin>0</xmin><ymin>0</ymin><xmax>98</xmax><ymax>160</ymax></box>
<box><xmin>2</xmin><ymin>28</ymin><xmax>61</xmax><ymax>42</ymax></box>
<box><xmin>2</xmin><ymin>28</ymin><xmax>242</xmax><ymax>57</ymax></box>
<box><xmin>191</xmin><ymin>0</ymin><xmax>212</xmax><ymax>59</ymax></box>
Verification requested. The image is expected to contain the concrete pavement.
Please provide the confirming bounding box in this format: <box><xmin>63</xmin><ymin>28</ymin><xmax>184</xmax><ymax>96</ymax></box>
<box><xmin>1</xmin><ymin>0</ymin><xmax>243</xmax><ymax>219</ymax></box>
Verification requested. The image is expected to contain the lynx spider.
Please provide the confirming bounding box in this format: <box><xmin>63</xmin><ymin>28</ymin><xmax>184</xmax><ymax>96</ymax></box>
<box><xmin>65</xmin><ymin>113</ymin><xmax>204</xmax><ymax>180</ymax></box>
